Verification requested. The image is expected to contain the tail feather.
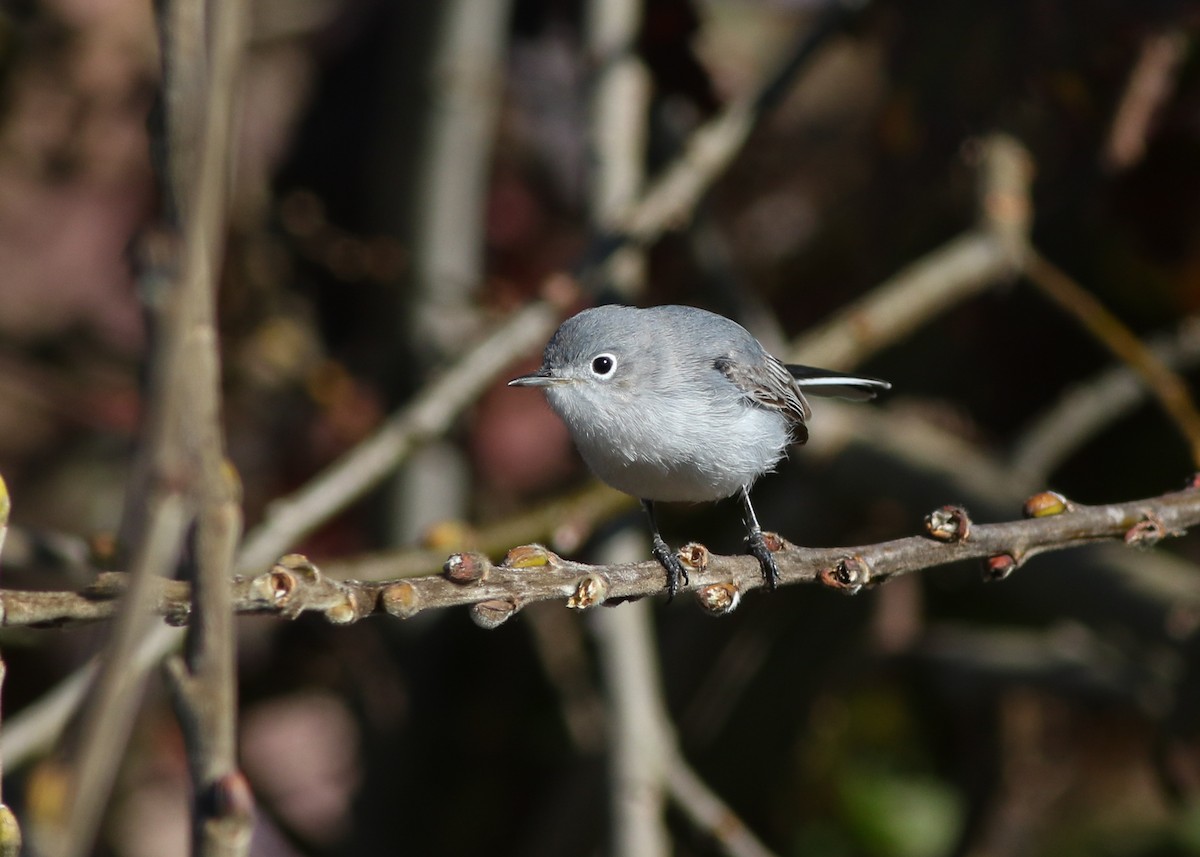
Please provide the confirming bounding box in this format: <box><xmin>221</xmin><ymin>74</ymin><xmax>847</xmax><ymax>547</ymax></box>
<box><xmin>786</xmin><ymin>364</ymin><xmax>891</xmax><ymax>401</ymax></box>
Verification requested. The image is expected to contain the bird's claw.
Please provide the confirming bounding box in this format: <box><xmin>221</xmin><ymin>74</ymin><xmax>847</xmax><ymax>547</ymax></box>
<box><xmin>747</xmin><ymin>530</ymin><xmax>780</xmax><ymax>590</ymax></box>
<box><xmin>651</xmin><ymin>536</ymin><xmax>689</xmax><ymax>601</ymax></box>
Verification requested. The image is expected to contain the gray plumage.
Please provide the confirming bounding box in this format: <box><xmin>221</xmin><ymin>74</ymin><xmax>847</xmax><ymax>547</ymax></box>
<box><xmin>509</xmin><ymin>304</ymin><xmax>890</xmax><ymax>596</ymax></box>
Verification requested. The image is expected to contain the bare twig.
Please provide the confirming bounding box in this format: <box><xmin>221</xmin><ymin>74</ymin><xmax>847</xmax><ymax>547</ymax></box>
<box><xmin>58</xmin><ymin>0</ymin><xmax>252</xmax><ymax>851</ymax></box>
<box><xmin>236</xmin><ymin>299</ymin><xmax>560</xmax><ymax>573</ymax></box>
<box><xmin>1025</xmin><ymin>252</ymin><xmax>1200</xmax><ymax>468</ymax></box>
<box><xmin>662</xmin><ymin>751</ymin><xmax>777</xmax><ymax>857</ymax></box>
<box><xmin>409</xmin><ymin>0</ymin><xmax>514</xmax><ymax>354</ymax></box>
<box><xmin>1103</xmin><ymin>27</ymin><xmax>1187</xmax><ymax>172</ymax></box>
<box><xmin>587</xmin><ymin>0</ymin><xmax>650</xmax><ymax>295</ymax></box>
<box><xmin>1012</xmin><ymin>317</ymin><xmax>1200</xmax><ymax>482</ymax></box>
<box><xmin>591</xmin><ymin>535</ymin><xmax>671</xmax><ymax>857</ymax></box>
<box><xmin>590</xmin><ymin>530</ymin><xmax>778</xmax><ymax>857</ymax></box>
<box><xmin>4</xmin><ymin>484</ymin><xmax>1199</xmax><ymax>628</ymax></box>
<box><xmin>0</xmin><ymin>476</ymin><xmax>21</xmax><ymax>857</ymax></box>
<box><xmin>326</xmin><ymin>482</ymin><xmax>635</xmax><ymax>581</ymax></box>
<box><xmin>164</xmin><ymin>472</ymin><xmax>249</xmax><ymax>856</ymax></box>
<box><xmin>790</xmin><ymin>133</ymin><xmax>1031</xmax><ymax>368</ymax></box>
<box><xmin>60</xmin><ymin>496</ymin><xmax>190</xmax><ymax>857</ymax></box>
<box><xmin>0</xmin><ymin>297</ymin><xmax>563</xmax><ymax>771</ymax></box>
<box><xmin>597</xmin><ymin>1</ymin><xmax>866</xmax><ymax>290</ymax></box>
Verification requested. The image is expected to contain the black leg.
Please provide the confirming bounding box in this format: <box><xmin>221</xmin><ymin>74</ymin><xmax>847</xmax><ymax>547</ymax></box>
<box><xmin>739</xmin><ymin>486</ymin><xmax>779</xmax><ymax>589</ymax></box>
<box><xmin>641</xmin><ymin>499</ymin><xmax>688</xmax><ymax>600</ymax></box>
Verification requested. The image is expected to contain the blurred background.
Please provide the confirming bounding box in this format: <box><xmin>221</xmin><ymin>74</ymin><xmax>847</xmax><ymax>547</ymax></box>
<box><xmin>3</xmin><ymin>0</ymin><xmax>1200</xmax><ymax>854</ymax></box>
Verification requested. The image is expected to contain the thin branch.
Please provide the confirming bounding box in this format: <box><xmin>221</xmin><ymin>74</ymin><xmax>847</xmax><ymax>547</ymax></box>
<box><xmin>596</xmin><ymin>0</ymin><xmax>866</xmax><ymax>291</ymax></box>
<box><xmin>591</xmin><ymin>530</ymin><xmax>779</xmax><ymax>857</ymax></box>
<box><xmin>1012</xmin><ymin>317</ymin><xmax>1200</xmax><ymax>483</ymax></box>
<box><xmin>586</xmin><ymin>0</ymin><xmax>650</xmax><ymax>295</ymax></box>
<box><xmin>1025</xmin><ymin>252</ymin><xmax>1200</xmax><ymax>468</ymax></box>
<box><xmin>0</xmin><ymin>476</ymin><xmax>21</xmax><ymax>857</ymax></box>
<box><xmin>325</xmin><ymin>482</ymin><xmax>635</xmax><ymax>581</ymax></box>
<box><xmin>788</xmin><ymin>229</ymin><xmax>1010</xmax><ymax>368</ymax></box>
<box><xmin>4</xmin><ymin>485</ymin><xmax>1199</xmax><ymax>629</ymax></box>
<box><xmin>1103</xmin><ymin>27</ymin><xmax>1187</xmax><ymax>173</ymax></box>
<box><xmin>0</xmin><ymin>297</ymin><xmax>564</xmax><ymax>771</ymax></box>
<box><xmin>235</xmin><ymin>298</ymin><xmax>561</xmax><ymax>572</ymax></box>
<box><xmin>789</xmin><ymin>133</ymin><xmax>1031</xmax><ymax>368</ymax></box>
<box><xmin>60</xmin><ymin>0</ymin><xmax>252</xmax><ymax>850</ymax></box>
<box><xmin>662</xmin><ymin>751</ymin><xmax>777</xmax><ymax>857</ymax></box>
<box><xmin>592</xmin><ymin>538</ymin><xmax>671</xmax><ymax>857</ymax></box>
<box><xmin>165</xmin><ymin>475</ymin><xmax>248</xmax><ymax>856</ymax></box>
<box><xmin>60</xmin><ymin>495</ymin><xmax>190</xmax><ymax>857</ymax></box>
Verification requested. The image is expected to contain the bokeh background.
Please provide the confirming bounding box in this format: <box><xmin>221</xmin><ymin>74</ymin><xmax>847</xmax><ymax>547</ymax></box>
<box><xmin>3</xmin><ymin>0</ymin><xmax>1200</xmax><ymax>855</ymax></box>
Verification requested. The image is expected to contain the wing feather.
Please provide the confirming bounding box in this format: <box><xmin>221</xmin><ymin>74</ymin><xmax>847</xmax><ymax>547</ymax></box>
<box><xmin>714</xmin><ymin>354</ymin><xmax>811</xmax><ymax>444</ymax></box>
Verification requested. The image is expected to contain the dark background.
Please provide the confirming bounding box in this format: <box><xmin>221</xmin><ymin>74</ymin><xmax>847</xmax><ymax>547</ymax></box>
<box><xmin>2</xmin><ymin>1</ymin><xmax>1200</xmax><ymax>854</ymax></box>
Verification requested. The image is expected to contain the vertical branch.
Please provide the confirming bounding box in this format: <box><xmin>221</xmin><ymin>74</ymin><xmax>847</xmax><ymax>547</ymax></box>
<box><xmin>59</xmin><ymin>495</ymin><xmax>190</xmax><ymax>857</ymax></box>
<box><xmin>165</xmin><ymin>471</ymin><xmax>249</xmax><ymax>855</ymax></box>
<box><xmin>0</xmin><ymin>476</ymin><xmax>21</xmax><ymax>857</ymax></box>
<box><xmin>57</xmin><ymin>0</ymin><xmax>250</xmax><ymax>852</ymax></box>
<box><xmin>393</xmin><ymin>0</ymin><xmax>514</xmax><ymax>547</ymax></box>
<box><xmin>592</xmin><ymin>576</ymin><xmax>671</xmax><ymax>857</ymax></box>
<box><xmin>1103</xmin><ymin>27</ymin><xmax>1187</xmax><ymax>173</ymax></box>
<box><xmin>583</xmin><ymin>2</ymin><xmax>661</xmax><ymax>852</ymax></box>
<box><xmin>159</xmin><ymin>0</ymin><xmax>253</xmax><ymax>852</ymax></box>
<box><xmin>409</xmin><ymin>0</ymin><xmax>514</xmax><ymax>355</ymax></box>
<box><xmin>789</xmin><ymin>133</ymin><xmax>1032</xmax><ymax>369</ymax></box>
<box><xmin>591</xmin><ymin>531</ymin><xmax>778</xmax><ymax>857</ymax></box>
<box><xmin>1025</xmin><ymin>252</ymin><xmax>1200</xmax><ymax>468</ymax></box>
<box><xmin>587</xmin><ymin>0</ymin><xmax>650</xmax><ymax>296</ymax></box>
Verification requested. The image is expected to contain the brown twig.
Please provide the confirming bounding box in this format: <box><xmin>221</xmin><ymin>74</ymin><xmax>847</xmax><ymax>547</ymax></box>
<box><xmin>1025</xmin><ymin>252</ymin><xmax>1200</xmax><ymax>468</ymax></box>
<box><xmin>4</xmin><ymin>485</ymin><xmax>1198</xmax><ymax>629</ymax></box>
<box><xmin>58</xmin><ymin>0</ymin><xmax>253</xmax><ymax>852</ymax></box>
<box><xmin>60</xmin><ymin>495</ymin><xmax>190</xmax><ymax>857</ymax></box>
<box><xmin>599</xmin><ymin>2</ymin><xmax>865</xmax><ymax>293</ymax></box>
<box><xmin>1012</xmin><ymin>317</ymin><xmax>1200</xmax><ymax>482</ymax></box>
<box><xmin>0</xmin><ymin>296</ymin><xmax>564</xmax><ymax>775</ymax></box>
<box><xmin>236</xmin><ymin>298</ymin><xmax>561</xmax><ymax>572</ymax></box>
<box><xmin>590</xmin><ymin>529</ymin><xmax>779</xmax><ymax>857</ymax></box>
<box><xmin>324</xmin><ymin>482</ymin><xmax>635</xmax><ymax>581</ymax></box>
<box><xmin>789</xmin><ymin>134</ymin><xmax>1032</xmax><ymax>368</ymax></box>
<box><xmin>587</xmin><ymin>0</ymin><xmax>650</xmax><ymax>296</ymax></box>
<box><xmin>591</xmin><ymin>538</ymin><xmax>671</xmax><ymax>857</ymax></box>
<box><xmin>164</xmin><ymin>473</ymin><xmax>249</xmax><ymax>856</ymax></box>
<box><xmin>1103</xmin><ymin>28</ymin><xmax>1188</xmax><ymax>173</ymax></box>
<box><xmin>0</xmin><ymin>477</ymin><xmax>21</xmax><ymax>857</ymax></box>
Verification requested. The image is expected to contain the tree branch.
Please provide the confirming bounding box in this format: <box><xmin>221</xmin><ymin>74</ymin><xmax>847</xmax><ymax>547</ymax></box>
<box><xmin>235</xmin><ymin>298</ymin><xmax>561</xmax><ymax>573</ymax></box>
<box><xmin>1011</xmin><ymin>317</ymin><xmax>1200</xmax><ymax>483</ymax></box>
<box><xmin>789</xmin><ymin>134</ymin><xmax>1031</xmax><ymax>368</ymax></box>
<box><xmin>596</xmin><ymin>0</ymin><xmax>866</xmax><ymax>294</ymax></box>
<box><xmin>0</xmin><ymin>476</ymin><xmax>21</xmax><ymax>857</ymax></box>
<box><xmin>0</xmin><ymin>294</ymin><xmax>565</xmax><ymax>775</ymax></box>
<box><xmin>4</xmin><ymin>484</ymin><xmax>1198</xmax><ymax>629</ymax></box>
<box><xmin>1025</xmin><ymin>252</ymin><xmax>1200</xmax><ymax>468</ymax></box>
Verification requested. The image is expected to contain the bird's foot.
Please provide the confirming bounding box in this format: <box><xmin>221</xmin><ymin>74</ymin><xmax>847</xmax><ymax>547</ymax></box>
<box><xmin>747</xmin><ymin>529</ymin><xmax>780</xmax><ymax>590</ymax></box>
<box><xmin>650</xmin><ymin>535</ymin><xmax>688</xmax><ymax>601</ymax></box>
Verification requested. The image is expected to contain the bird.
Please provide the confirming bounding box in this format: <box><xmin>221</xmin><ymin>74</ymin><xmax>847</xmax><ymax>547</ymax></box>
<box><xmin>508</xmin><ymin>304</ymin><xmax>890</xmax><ymax>598</ymax></box>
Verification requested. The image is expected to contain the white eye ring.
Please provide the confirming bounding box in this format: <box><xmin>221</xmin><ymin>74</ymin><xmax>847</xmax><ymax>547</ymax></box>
<box><xmin>590</xmin><ymin>353</ymin><xmax>617</xmax><ymax>378</ymax></box>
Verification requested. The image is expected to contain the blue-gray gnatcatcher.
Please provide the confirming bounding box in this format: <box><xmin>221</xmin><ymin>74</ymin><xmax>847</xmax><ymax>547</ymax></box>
<box><xmin>509</xmin><ymin>304</ymin><xmax>890</xmax><ymax>597</ymax></box>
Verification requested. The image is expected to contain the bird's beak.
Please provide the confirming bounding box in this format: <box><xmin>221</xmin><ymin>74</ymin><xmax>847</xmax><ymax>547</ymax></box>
<box><xmin>508</xmin><ymin>369</ymin><xmax>568</xmax><ymax>387</ymax></box>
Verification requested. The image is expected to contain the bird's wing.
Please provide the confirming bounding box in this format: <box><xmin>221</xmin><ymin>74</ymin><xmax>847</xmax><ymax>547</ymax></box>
<box><xmin>786</xmin><ymin>364</ymin><xmax>892</xmax><ymax>401</ymax></box>
<box><xmin>714</xmin><ymin>353</ymin><xmax>811</xmax><ymax>443</ymax></box>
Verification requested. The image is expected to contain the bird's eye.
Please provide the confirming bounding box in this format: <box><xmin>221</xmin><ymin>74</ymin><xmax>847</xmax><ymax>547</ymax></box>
<box><xmin>590</xmin><ymin>353</ymin><xmax>616</xmax><ymax>377</ymax></box>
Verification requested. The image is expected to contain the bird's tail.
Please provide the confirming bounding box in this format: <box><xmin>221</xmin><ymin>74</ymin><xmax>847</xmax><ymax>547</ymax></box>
<box><xmin>786</xmin><ymin>364</ymin><xmax>891</xmax><ymax>402</ymax></box>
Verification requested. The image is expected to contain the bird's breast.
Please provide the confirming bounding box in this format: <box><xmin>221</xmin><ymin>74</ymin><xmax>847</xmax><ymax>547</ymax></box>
<box><xmin>565</xmin><ymin>393</ymin><xmax>793</xmax><ymax>502</ymax></box>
